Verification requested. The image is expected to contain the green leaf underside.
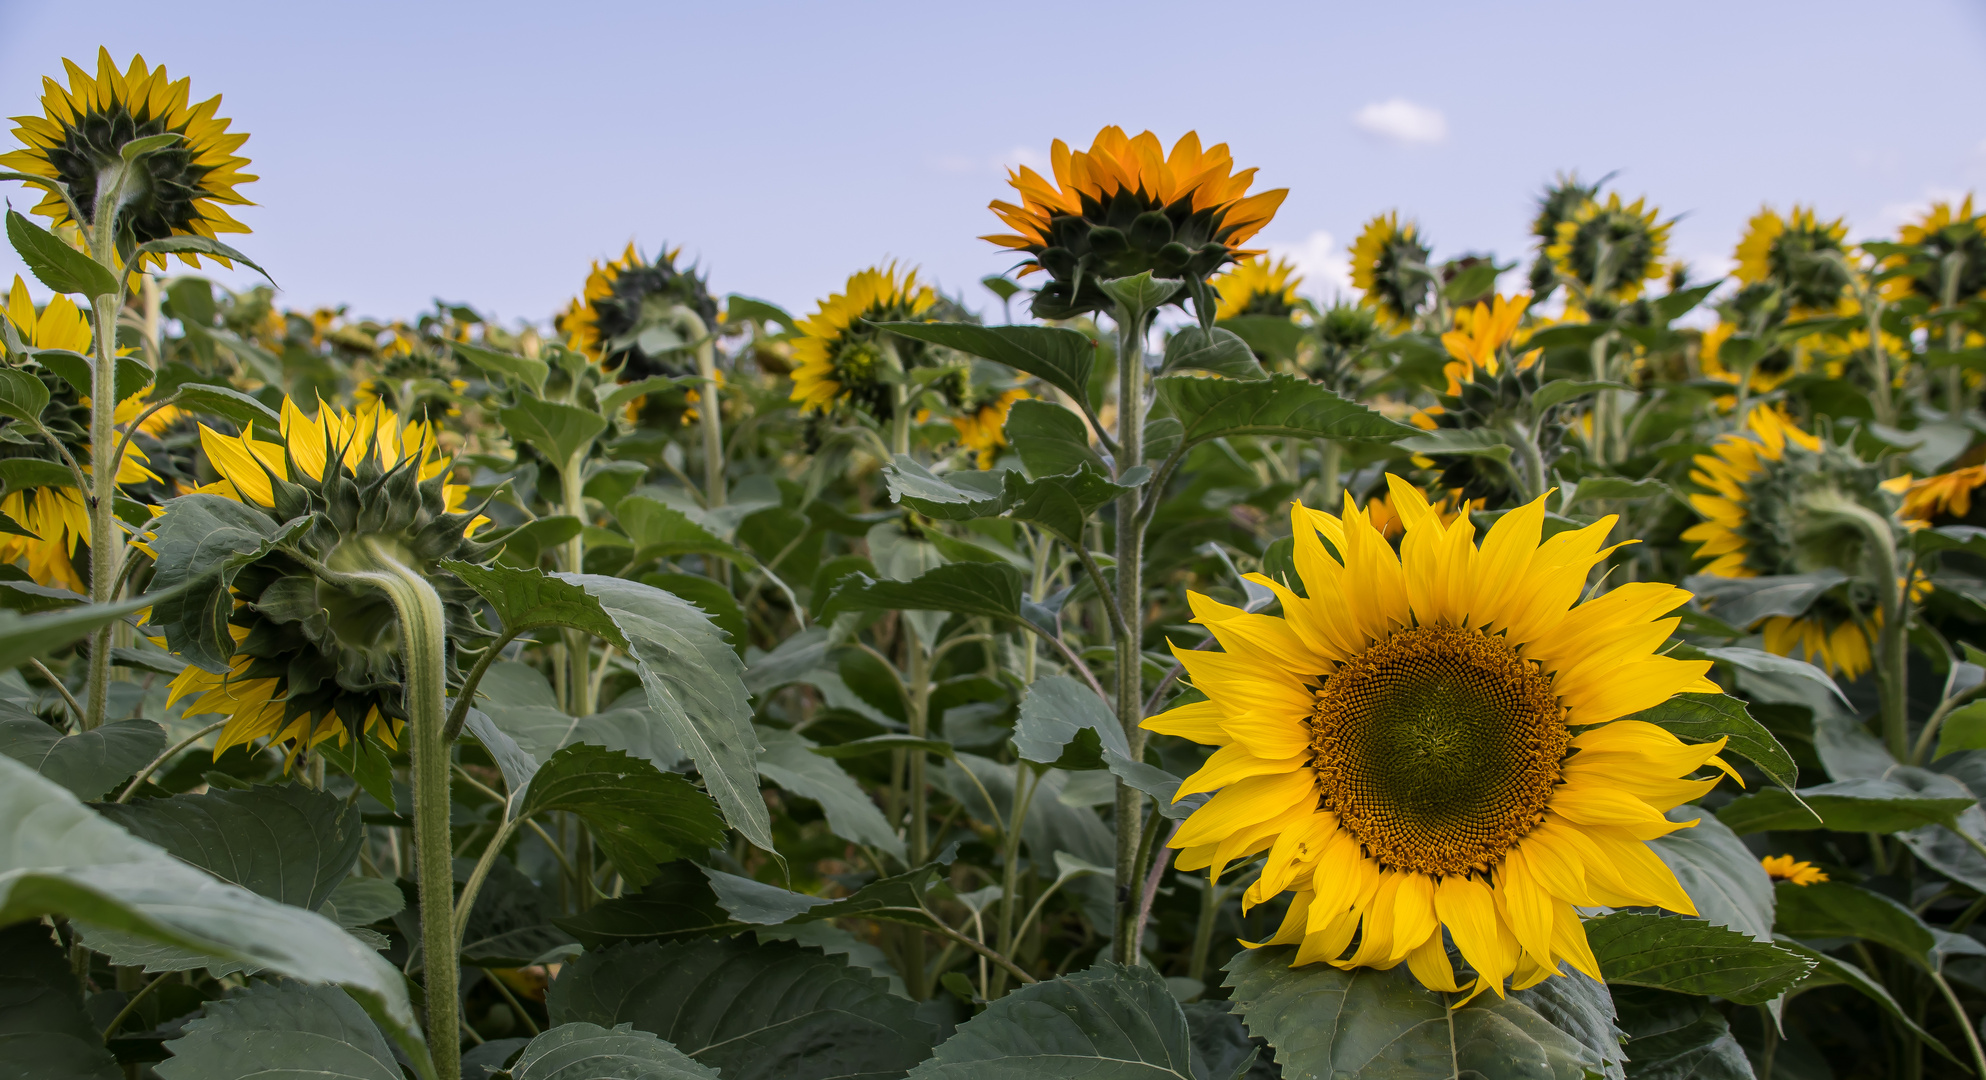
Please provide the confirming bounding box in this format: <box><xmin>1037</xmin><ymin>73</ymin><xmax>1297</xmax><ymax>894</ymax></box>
<box><xmin>156</xmin><ymin>980</ymin><xmax>401</xmax><ymax>1080</ymax></box>
<box><xmin>0</xmin><ymin>922</ymin><xmax>118</xmax><ymax>1080</ymax></box>
<box><xmin>905</xmin><ymin>962</ymin><xmax>1196</xmax><ymax>1078</ymax></box>
<box><xmin>95</xmin><ymin>783</ymin><xmax>363</xmax><ymax>910</ymax></box>
<box><xmin>0</xmin><ymin>716</ymin><xmax>163</xmax><ymax>801</ymax></box>
<box><xmin>876</xmin><ymin>321</ymin><xmax>1096</xmax><ymax>408</ymax></box>
<box><xmin>520</xmin><ymin>744</ymin><xmax>727</xmax><ymax>885</ymax></box>
<box><xmin>508</xmin><ymin>1021</ymin><xmax>722</xmax><ymax>1080</ymax></box>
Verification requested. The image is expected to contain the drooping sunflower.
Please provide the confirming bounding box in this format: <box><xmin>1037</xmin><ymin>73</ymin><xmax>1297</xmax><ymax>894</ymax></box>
<box><xmin>952</xmin><ymin>388</ymin><xmax>1029</xmax><ymax>469</ymax></box>
<box><xmin>2</xmin><ymin>48</ymin><xmax>255</xmax><ymax>269</ymax></box>
<box><xmin>1682</xmin><ymin>406</ymin><xmax>1911</xmax><ymax>678</ymax></box>
<box><xmin>557</xmin><ymin>243</ymin><xmax>718</xmax><ymax>382</ymax></box>
<box><xmin>984</xmin><ymin>127</ymin><xmax>1286</xmax><ymax>320</ymax></box>
<box><xmin>1147</xmin><ymin>477</ymin><xmax>1727</xmax><ymax>999</ymax></box>
<box><xmin>153</xmin><ymin>398</ymin><xmax>493</xmax><ymax>758</ymax></box>
<box><xmin>789</xmin><ymin>264</ymin><xmax>939</xmax><ymax>420</ymax></box>
<box><xmin>1761</xmin><ymin>855</ymin><xmax>1827</xmax><ymax>886</ymax></box>
<box><xmin>1887</xmin><ymin>196</ymin><xmax>1986</xmax><ymax>305</ymax></box>
<box><xmin>1349</xmin><ymin>212</ymin><xmax>1433</xmax><ymax>332</ymax></box>
<box><xmin>1214</xmin><ymin>257</ymin><xmax>1303</xmax><ymax>321</ymax></box>
<box><xmin>1548</xmin><ymin>193</ymin><xmax>1671</xmax><ymax>304</ymax></box>
<box><xmin>1902</xmin><ymin>464</ymin><xmax>1986</xmax><ymax>525</ymax></box>
<box><xmin>1733</xmin><ymin>205</ymin><xmax>1853</xmax><ymax>316</ymax></box>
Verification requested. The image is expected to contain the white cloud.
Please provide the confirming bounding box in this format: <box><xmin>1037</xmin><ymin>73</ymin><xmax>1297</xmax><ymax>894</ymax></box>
<box><xmin>1352</xmin><ymin>99</ymin><xmax>1447</xmax><ymax>146</ymax></box>
<box><xmin>1266</xmin><ymin>229</ymin><xmax>1351</xmax><ymax>300</ymax></box>
<box><xmin>1875</xmin><ymin>186</ymin><xmax>1970</xmax><ymax>234</ymax></box>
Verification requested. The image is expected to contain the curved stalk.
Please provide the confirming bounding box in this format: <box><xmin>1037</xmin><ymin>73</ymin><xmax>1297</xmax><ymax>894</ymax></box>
<box><xmin>116</xmin><ymin>718</ymin><xmax>229</xmax><ymax>802</ymax></box>
<box><xmin>1814</xmin><ymin>493</ymin><xmax>1909</xmax><ymax>758</ymax></box>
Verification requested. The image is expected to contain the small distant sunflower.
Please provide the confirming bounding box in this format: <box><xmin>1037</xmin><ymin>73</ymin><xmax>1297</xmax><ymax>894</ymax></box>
<box><xmin>1350</xmin><ymin>213</ymin><xmax>1432</xmax><ymax>332</ymax></box>
<box><xmin>952</xmin><ymin>388</ymin><xmax>1029</xmax><ymax>469</ymax></box>
<box><xmin>789</xmin><ymin>264</ymin><xmax>938</xmax><ymax>420</ymax></box>
<box><xmin>1149</xmin><ymin>478</ymin><xmax>1727</xmax><ymax>999</ymax></box>
<box><xmin>1682</xmin><ymin>406</ymin><xmax>1911</xmax><ymax>678</ymax></box>
<box><xmin>1733</xmin><ymin>205</ymin><xmax>1853</xmax><ymax>315</ymax></box>
<box><xmin>984</xmin><ymin>127</ymin><xmax>1286</xmax><ymax>319</ymax></box>
<box><xmin>1214</xmin><ymin>257</ymin><xmax>1303</xmax><ymax>321</ymax></box>
<box><xmin>2</xmin><ymin>48</ymin><xmax>255</xmax><ymax>269</ymax></box>
<box><xmin>1761</xmin><ymin>855</ymin><xmax>1827</xmax><ymax>886</ymax></box>
<box><xmin>557</xmin><ymin>243</ymin><xmax>718</xmax><ymax>381</ymax></box>
<box><xmin>1439</xmin><ymin>293</ymin><xmax>1539</xmax><ymax>393</ymax></box>
<box><xmin>1886</xmin><ymin>197</ymin><xmax>1986</xmax><ymax>305</ymax></box>
<box><xmin>1902</xmin><ymin>464</ymin><xmax>1986</xmax><ymax>525</ymax></box>
<box><xmin>1548</xmin><ymin>193</ymin><xmax>1671</xmax><ymax>303</ymax></box>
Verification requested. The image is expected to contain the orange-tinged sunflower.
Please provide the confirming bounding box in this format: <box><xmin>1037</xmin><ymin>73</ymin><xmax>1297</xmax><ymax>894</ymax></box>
<box><xmin>985</xmin><ymin>127</ymin><xmax>1286</xmax><ymax>319</ymax></box>
<box><xmin>2</xmin><ymin>48</ymin><xmax>255</xmax><ymax>270</ymax></box>
<box><xmin>1147</xmin><ymin>476</ymin><xmax>1728</xmax><ymax>999</ymax></box>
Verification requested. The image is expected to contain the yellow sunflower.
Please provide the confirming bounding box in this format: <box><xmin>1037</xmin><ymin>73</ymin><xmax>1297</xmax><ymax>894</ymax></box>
<box><xmin>789</xmin><ymin>264</ymin><xmax>937</xmax><ymax>417</ymax></box>
<box><xmin>1884</xmin><ymin>197</ymin><xmax>1986</xmax><ymax>305</ymax></box>
<box><xmin>1440</xmin><ymin>293</ymin><xmax>1539</xmax><ymax>394</ymax></box>
<box><xmin>985</xmin><ymin>127</ymin><xmax>1286</xmax><ymax>319</ymax></box>
<box><xmin>1761</xmin><ymin>855</ymin><xmax>1827</xmax><ymax>886</ymax></box>
<box><xmin>556</xmin><ymin>243</ymin><xmax>717</xmax><ymax>379</ymax></box>
<box><xmin>1349</xmin><ymin>212</ymin><xmax>1432</xmax><ymax>332</ymax></box>
<box><xmin>2</xmin><ymin>49</ymin><xmax>255</xmax><ymax>269</ymax></box>
<box><xmin>1733</xmin><ymin>206</ymin><xmax>1854</xmax><ymax>317</ymax></box>
<box><xmin>952</xmin><ymin>388</ymin><xmax>1029</xmax><ymax>469</ymax></box>
<box><xmin>1548</xmin><ymin>193</ymin><xmax>1671</xmax><ymax>303</ymax></box>
<box><xmin>1903</xmin><ymin>464</ymin><xmax>1986</xmax><ymax>523</ymax></box>
<box><xmin>1214</xmin><ymin>257</ymin><xmax>1303</xmax><ymax>321</ymax></box>
<box><xmin>1147</xmin><ymin>476</ymin><xmax>1727</xmax><ymax>999</ymax></box>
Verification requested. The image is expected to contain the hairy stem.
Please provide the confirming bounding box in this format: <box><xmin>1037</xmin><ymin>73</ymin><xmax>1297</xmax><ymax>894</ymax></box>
<box><xmin>1112</xmin><ymin>298</ymin><xmax>1148</xmax><ymax>961</ymax></box>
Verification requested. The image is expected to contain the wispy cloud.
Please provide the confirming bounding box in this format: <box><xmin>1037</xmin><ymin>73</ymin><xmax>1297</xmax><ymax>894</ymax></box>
<box><xmin>1352</xmin><ymin>99</ymin><xmax>1447</xmax><ymax>146</ymax></box>
<box><xmin>1267</xmin><ymin>229</ymin><xmax>1352</xmax><ymax>299</ymax></box>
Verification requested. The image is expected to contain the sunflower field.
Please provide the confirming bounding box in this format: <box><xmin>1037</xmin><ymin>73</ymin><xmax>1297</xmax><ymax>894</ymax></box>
<box><xmin>11</xmin><ymin>46</ymin><xmax>1986</xmax><ymax>1080</ymax></box>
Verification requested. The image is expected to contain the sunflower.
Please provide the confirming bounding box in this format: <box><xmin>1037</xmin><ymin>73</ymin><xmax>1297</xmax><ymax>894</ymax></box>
<box><xmin>557</xmin><ymin>243</ymin><xmax>718</xmax><ymax>382</ymax></box>
<box><xmin>1902</xmin><ymin>464</ymin><xmax>1986</xmax><ymax>524</ymax></box>
<box><xmin>1147</xmin><ymin>477</ymin><xmax>1726</xmax><ymax>999</ymax></box>
<box><xmin>1761</xmin><ymin>855</ymin><xmax>1827</xmax><ymax>886</ymax></box>
<box><xmin>1349</xmin><ymin>213</ymin><xmax>1432</xmax><ymax>332</ymax></box>
<box><xmin>1887</xmin><ymin>196</ymin><xmax>1986</xmax><ymax>305</ymax></box>
<box><xmin>789</xmin><ymin>264</ymin><xmax>938</xmax><ymax>419</ymax></box>
<box><xmin>152</xmin><ymin>398</ymin><xmax>493</xmax><ymax>759</ymax></box>
<box><xmin>2</xmin><ymin>48</ymin><xmax>255</xmax><ymax>269</ymax></box>
<box><xmin>952</xmin><ymin>388</ymin><xmax>1029</xmax><ymax>469</ymax></box>
<box><xmin>1733</xmin><ymin>205</ymin><xmax>1853</xmax><ymax>315</ymax></box>
<box><xmin>1525</xmin><ymin>174</ymin><xmax>1602</xmax><ymax>298</ymax></box>
<box><xmin>984</xmin><ymin>127</ymin><xmax>1286</xmax><ymax>319</ymax></box>
<box><xmin>1548</xmin><ymin>193</ymin><xmax>1671</xmax><ymax>304</ymax></box>
<box><xmin>1214</xmin><ymin>257</ymin><xmax>1303</xmax><ymax>321</ymax></box>
<box><xmin>1440</xmin><ymin>293</ymin><xmax>1539</xmax><ymax>393</ymax></box>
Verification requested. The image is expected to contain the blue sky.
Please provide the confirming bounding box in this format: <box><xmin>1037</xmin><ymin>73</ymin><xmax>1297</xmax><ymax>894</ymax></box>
<box><xmin>3</xmin><ymin>0</ymin><xmax>1984</xmax><ymax>328</ymax></box>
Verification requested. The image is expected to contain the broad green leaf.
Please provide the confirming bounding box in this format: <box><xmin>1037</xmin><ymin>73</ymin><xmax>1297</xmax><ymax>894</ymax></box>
<box><xmin>519</xmin><ymin>744</ymin><xmax>727</xmax><ymax>885</ymax></box>
<box><xmin>469</xmin><ymin>662</ymin><xmax>685</xmax><ymax>777</ymax></box>
<box><xmin>490</xmin><ymin>516</ymin><xmax>584</xmax><ymax>569</ymax></box>
<box><xmin>878</xmin><ymin>322</ymin><xmax>1097</xmax><ymax>408</ymax></box>
<box><xmin>702</xmin><ymin>866</ymin><xmax>834</xmax><ymax>924</ymax></box>
<box><xmin>617</xmin><ymin>494</ymin><xmax>752</xmax><ymax>567</ymax></box>
<box><xmin>756</xmin><ymin>726</ymin><xmax>905</xmax><ymax>860</ymax></box>
<box><xmin>1682</xmin><ymin>571</ymin><xmax>1849</xmax><ymax>629</ymax></box>
<box><xmin>1563</xmin><ymin>476</ymin><xmax>1668</xmax><ymax>506</ymax></box>
<box><xmin>725</xmin><ymin>294</ymin><xmax>794</xmax><ymax>330</ymax></box>
<box><xmin>500</xmin><ymin>396</ymin><xmax>607</xmax><ymax>467</ymax></box>
<box><xmin>6</xmin><ymin>209</ymin><xmax>117</xmax><ymax>298</ymax></box>
<box><xmin>0</xmin><ymin>716</ymin><xmax>163</xmax><ymax>800</ymax></box>
<box><xmin>1617</xmin><ymin>692</ymin><xmax>1798</xmax><ymax>791</ymax></box>
<box><xmin>905</xmin><ymin>962</ymin><xmax>1196</xmax><ymax>1079</ymax></box>
<box><xmin>1181</xmin><ymin>1001</ymin><xmax>1270</xmax><ymax>1080</ymax></box>
<box><xmin>1935</xmin><ymin>701</ymin><xmax>1986</xmax><ymax>759</ymax></box>
<box><xmin>1223</xmin><ymin>946</ymin><xmax>1625</xmax><ymax>1080</ymax></box>
<box><xmin>884</xmin><ymin>456</ymin><xmax>1008</xmax><ymax>520</ymax></box>
<box><xmin>553</xmin><ymin>862</ymin><xmax>742</xmax><ymax>950</ymax></box>
<box><xmin>1161</xmin><ymin>325</ymin><xmax>1263</xmax><ymax>378</ymax></box>
<box><xmin>1395</xmin><ymin>428</ymin><xmax>1513</xmax><ymax>462</ymax></box>
<box><xmin>1156</xmin><ymin>372</ymin><xmax>1411</xmax><ymax>450</ymax></box>
<box><xmin>1775</xmin><ymin>937</ymin><xmax>1957</xmax><ymax>1063</ymax></box>
<box><xmin>451</xmin><ymin>857</ymin><xmax>578</xmax><ymax>970</ymax></box>
<box><xmin>671</xmin><ymin>859</ymin><xmax>953</xmax><ymax>935</ymax></box>
<box><xmin>1697</xmin><ymin>645</ymin><xmax>1851</xmax><ymax>708</ymax></box>
<box><xmin>0</xmin><ymin>756</ymin><xmax>425</xmax><ymax>1063</ymax></box>
<box><xmin>561</xmin><ymin>574</ymin><xmax>772</xmax><ymax>853</ymax></box>
<box><xmin>823</xmin><ymin>563</ymin><xmax>1023</xmax><ymax>622</ymax></box>
<box><xmin>549</xmin><ymin>937</ymin><xmax>937</xmax><ymax>1080</ymax></box>
<box><xmin>1014</xmin><ymin>674</ymin><xmax>1128</xmax><ymax>765</ymax></box>
<box><xmin>456</xmin><ymin>340</ymin><xmax>550</xmax><ymax>397</ymax></box>
<box><xmin>132</xmin><ymin>234</ymin><xmax>274</xmax><ymax>284</ymax></box>
<box><xmin>1003</xmin><ymin>466</ymin><xmax>1133</xmax><ymax>546</ymax></box>
<box><xmin>1773</xmin><ymin>881</ymin><xmax>1935</xmax><ymax>966</ymax></box>
<box><xmin>444</xmin><ymin>560</ymin><xmax>625</xmax><ymax>645</ymax></box>
<box><xmin>95</xmin><ymin>783</ymin><xmax>361</xmax><ymax>910</ymax></box>
<box><xmin>1649</xmin><ymin>809</ymin><xmax>1775</xmax><ymax>940</ymax></box>
<box><xmin>1100</xmin><ymin>272</ymin><xmax>1183</xmax><ymax>312</ymax></box>
<box><xmin>323</xmin><ymin>876</ymin><xmax>404</xmax><ymax>928</ymax></box>
<box><xmin>0</xmin><ymin>591</ymin><xmax>162</xmax><ymax>672</ymax></box>
<box><xmin>597</xmin><ymin>375</ymin><xmax>695</xmax><ymax>418</ymax></box>
<box><xmin>0</xmin><ymin>922</ymin><xmax>118</xmax><ymax>1080</ymax></box>
<box><xmin>0</xmin><ymin>456</ymin><xmax>78</xmax><ymax>490</ymax></box>
<box><xmin>172</xmin><ymin>383</ymin><xmax>282</xmax><ymax>428</ymax></box>
<box><xmin>509</xmin><ymin>1022</ymin><xmax>722</xmax><ymax>1080</ymax></box>
<box><xmin>0</xmin><ymin>368</ymin><xmax>49</xmax><ymax>429</ymax></box>
<box><xmin>1583</xmin><ymin>911</ymin><xmax>1812</xmax><ymax>1003</ymax></box>
<box><xmin>156</xmin><ymin>980</ymin><xmax>401</xmax><ymax>1080</ymax></box>
<box><xmin>645</xmin><ymin>572</ymin><xmax>747</xmax><ymax>653</ymax></box>
<box><xmin>1718</xmin><ymin>777</ymin><xmax>1974</xmax><ymax>835</ymax></box>
<box><xmin>1218</xmin><ymin>315</ymin><xmax>1309</xmax><ymax>364</ymax></box>
<box><xmin>809</xmin><ymin>733</ymin><xmax>954</xmax><ymax>759</ymax></box>
<box><xmin>146</xmin><ymin>494</ymin><xmax>311</xmax><ymax>672</ymax></box>
<box><xmin>1532</xmin><ymin>379</ymin><xmax>1633</xmax><ymax>412</ymax></box>
<box><xmin>1004</xmin><ymin>398</ymin><xmax>1107</xmax><ymax>477</ymax></box>
<box><xmin>1610</xmin><ymin>989</ymin><xmax>1752</xmax><ymax>1080</ymax></box>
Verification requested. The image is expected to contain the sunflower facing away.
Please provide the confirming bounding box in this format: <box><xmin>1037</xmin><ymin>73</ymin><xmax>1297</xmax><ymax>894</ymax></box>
<box><xmin>952</xmin><ymin>388</ymin><xmax>1029</xmax><ymax>469</ymax></box>
<box><xmin>984</xmin><ymin>127</ymin><xmax>1286</xmax><ymax>319</ymax></box>
<box><xmin>1146</xmin><ymin>477</ymin><xmax>1728</xmax><ymax>999</ymax></box>
<box><xmin>2</xmin><ymin>48</ymin><xmax>255</xmax><ymax>269</ymax></box>
<box><xmin>1733</xmin><ymin>205</ymin><xmax>1853</xmax><ymax>316</ymax></box>
<box><xmin>789</xmin><ymin>264</ymin><xmax>938</xmax><ymax>420</ymax></box>
<box><xmin>1887</xmin><ymin>196</ymin><xmax>1986</xmax><ymax>305</ymax></box>
<box><xmin>556</xmin><ymin>243</ymin><xmax>718</xmax><ymax>381</ymax></box>
<box><xmin>1548</xmin><ymin>193</ymin><xmax>1671</xmax><ymax>304</ymax></box>
<box><xmin>1214</xmin><ymin>256</ymin><xmax>1303</xmax><ymax>321</ymax></box>
<box><xmin>1350</xmin><ymin>212</ymin><xmax>1433</xmax><ymax>332</ymax></box>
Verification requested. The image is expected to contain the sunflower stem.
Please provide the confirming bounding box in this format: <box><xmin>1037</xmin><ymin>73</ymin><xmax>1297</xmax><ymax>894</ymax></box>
<box><xmin>1111</xmin><ymin>298</ymin><xmax>1149</xmax><ymax>962</ymax></box>
<box><xmin>1816</xmin><ymin>492</ymin><xmax>1911</xmax><ymax>759</ymax></box>
<box><xmin>559</xmin><ymin>450</ymin><xmax>595</xmax><ymax>717</ymax></box>
<box><xmin>82</xmin><ymin>213</ymin><xmax>124</xmax><ymax>730</ymax></box>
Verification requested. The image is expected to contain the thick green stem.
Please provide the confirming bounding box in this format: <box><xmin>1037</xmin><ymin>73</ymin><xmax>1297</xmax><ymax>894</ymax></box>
<box><xmin>1586</xmin><ymin>332</ymin><xmax>1613</xmax><ymax>467</ymax></box>
<box><xmin>559</xmin><ymin>452</ymin><xmax>595</xmax><ymax>716</ymax></box>
<box><xmin>696</xmin><ymin>337</ymin><xmax>725</xmax><ymax>509</ymax></box>
<box><xmin>1187</xmin><ymin>876</ymin><xmax>1223</xmax><ymax>984</ymax></box>
<box><xmin>1867</xmin><ymin>291</ymin><xmax>1897</xmax><ymax>427</ymax></box>
<box><xmin>1818</xmin><ymin>493</ymin><xmax>1909</xmax><ymax>758</ymax></box>
<box><xmin>1316</xmin><ymin>440</ymin><xmax>1341</xmax><ymax>508</ymax></box>
<box><xmin>83</xmin><ymin>228</ymin><xmax>122</xmax><ymax>729</ymax></box>
<box><xmin>1111</xmin><ymin>300</ymin><xmax>1148</xmax><ymax>961</ymax></box>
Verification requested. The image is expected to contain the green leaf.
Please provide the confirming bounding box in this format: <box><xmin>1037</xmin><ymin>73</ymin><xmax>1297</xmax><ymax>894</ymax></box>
<box><xmin>509</xmin><ymin>1022</ymin><xmax>723</xmax><ymax>1080</ymax></box>
<box><xmin>172</xmin><ymin>383</ymin><xmax>282</xmax><ymax>428</ymax></box>
<box><xmin>156</xmin><ymin>980</ymin><xmax>402</xmax><ymax>1080</ymax></box>
<box><xmin>1004</xmin><ymin>398</ymin><xmax>1107</xmax><ymax>476</ymax></box>
<box><xmin>1156</xmin><ymin>372</ymin><xmax>1411</xmax><ymax>450</ymax></box>
<box><xmin>702</xmin><ymin>866</ymin><xmax>834</xmax><ymax>924</ymax></box>
<box><xmin>1774</xmin><ymin>937</ymin><xmax>1957</xmax><ymax>1063</ymax></box>
<box><xmin>1532</xmin><ymin>379</ymin><xmax>1633</xmax><ymax>412</ymax></box>
<box><xmin>95</xmin><ymin>784</ymin><xmax>361</xmax><ymax>910</ymax></box>
<box><xmin>1682</xmin><ymin>570</ymin><xmax>1849</xmax><ymax>629</ymax></box>
<box><xmin>445</xmin><ymin>560</ymin><xmax>626</xmax><ymax>645</ymax></box>
<box><xmin>596</xmin><ymin>375</ymin><xmax>694</xmax><ymax>418</ymax></box>
<box><xmin>1014</xmin><ymin>674</ymin><xmax>1127</xmax><ymax>765</ymax></box>
<box><xmin>1563</xmin><ymin>476</ymin><xmax>1669</xmax><ymax>506</ymax></box>
<box><xmin>323</xmin><ymin>876</ymin><xmax>404</xmax><ymax>928</ymax></box>
<box><xmin>1935</xmin><ymin>701</ymin><xmax>1986</xmax><ymax>759</ymax></box>
<box><xmin>1773</xmin><ymin>881</ymin><xmax>1936</xmax><ymax>966</ymax></box>
<box><xmin>1218</xmin><ymin>315</ymin><xmax>1309</xmax><ymax>364</ymax></box>
<box><xmin>1100</xmin><ymin>272</ymin><xmax>1183</xmax><ymax>312</ymax></box>
<box><xmin>455</xmin><ymin>340</ymin><xmax>550</xmax><ymax>397</ymax></box>
<box><xmin>1003</xmin><ymin>466</ymin><xmax>1132</xmax><ymax>547</ymax></box>
<box><xmin>617</xmin><ymin>495</ymin><xmax>752</xmax><ymax>567</ymax></box>
<box><xmin>1697</xmin><ymin>645</ymin><xmax>1852</xmax><ymax>708</ymax></box>
<box><xmin>0</xmin><ymin>591</ymin><xmax>163</xmax><ymax>672</ymax></box>
<box><xmin>1161</xmin><ymin>325</ymin><xmax>1264</xmax><ymax>378</ymax></box>
<box><xmin>1223</xmin><ymin>946</ymin><xmax>1625</xmax><ymax>1080</ymax></box>
<box><xmin>1583</xmin><ymin>911</ymin><xmax>1812</xmax><ymax>1003</ymax></box>
<box><xmin>644</xmin><ymin>572</ymin><xmax>747</xmax><ymax>654</ymax></box>
<box><xmin>1718</xmin><ymin>777</ymin><xmax>1975</xmax><ymax>835</ymax></box>
<box><xmin>548</xmin><ymin>937</ymin><xmax>937</xmax><ymax>1080</ymax></box>
<box><xmin>500</xmin><ymin>397</ymin><xmax>607</xmax><ymax>467</ymax></box>
<box><xmin>563</xmin><ymin>574</ymin><xmax>772</xmax><ymax>854</ymax></box>
<box><xmin>120</xmin><ymin>132</ymin><xmax>184</xmax><ymax>160</ymax></box>
<box><xmin>877</xmin><ymin>322</ymin><xmax>1097</xmax><ymax>408</ymax></box>
<box><xmin>756</xmin><ymin>726</ymin><xmax>905</xmax><ymax>861</ymax></box>
<box><xmin>468</xmin><ymin>662</ymin><xmax>685</xmax><ymax>779</ymax></box>
<box><xmin>1618</xmin><ymin>692</ymin><xmax>1798</xmax><ymax>791</ymax></box>
<box><xmin>725</xmin><ymin>294</ymin><xmax>795</xmax><ymax>330</ymax></box>
<box><xmin>809</xmin><ymin>733</ymin><xmax>954</xmax><ymax>759</ymax></box>
<box><xmin>145</xmin><ymin>495</ymin><xmax>311</xmax><ymax>672</ymax></box>
<box><xmin>0</xmin><ymin>368</ymin><xmax>49</xmax><ymax>429</ymax></box>
<box><xmin>823</xmin><ymin>563</ymin><xmax>1024</xmax><ymax>622</ymax></box>
<box><xmin>490</xmin><ymin>516</ymin><xmax>584</xmax><ymax>569</ymax></box>
<box><xmin>1611</xmin><ymin>989</ymin><xmax>1751</xmax><ymax>1080</ymax></box>
<box><xmin>452</xmin><ymin>857</ymin><xmax>578</xmax><ymax>970</ymax></box>
<box><xmin>905</xmin><ymin>962</ymin><xmax>1197</xmax><ymax>1079</ymax></box>
<box><xmin>0</xmin><ymin>456</ymin><xmax>79</xmax><ymax>490</ymax></box>
<box><xmin>1395</xmin><ymin>428</ymin><xmax>1513</xmax><ymax>462</ymax></box>
<box><xmin>979</xmin><ymin>277</ymin><xmax>1023</xmax><ymax>303</ymax></box>
<box><xmin>884</xmin><ymin>456</ymin><xmax>1009</xmax><ymax>520</ymax></box>
<box><xmin>519</xmin><ymin>744</ymin><xmax>727</xmax><ymax>885</ymax></box>
<box><xmin>131</xmin><ymin>234</ymin><xmax>274</xmax><ymax>285</ymax></box>
<box><xmin>0</xmin><ymin>756</ymin><xmax>425</xmax><ymax>1064</ymax></box>
<box><xmin>0</xmin><ymin>716</ymin><xmax>163</xmax><ymax>800</ymax></box>
<box><xmin>5</xmin><ymin>210</ymin><xmax>117</xmax><ymax>298</ymax></box>
<box><xmin>553</xmin><ymin>862</ymin><xmax>742</xmax><ymax>951</ymax></box>
<box><xmin>0</xmin><ymin>922</ymin><xmax>118</xmax><ymax>1080</ymax></box>
<box><xmin>1650</xmin><ymin>809</ymin><xmax>1776</xmax><ymax>940</ymax></box>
